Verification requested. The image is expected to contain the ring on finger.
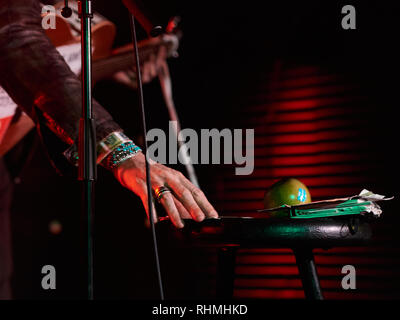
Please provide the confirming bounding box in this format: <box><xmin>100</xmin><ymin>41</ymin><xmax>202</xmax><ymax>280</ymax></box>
<box><xmin>154</xmin><ymin>186</ymin><xmax>172</xmax><ymax>203</ymax></box>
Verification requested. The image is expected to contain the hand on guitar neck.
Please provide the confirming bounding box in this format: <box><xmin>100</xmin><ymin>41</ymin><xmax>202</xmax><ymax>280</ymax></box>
<box><xmin>107</xmin><ymin>34</ymin><xmax>178</xmax><ymax>89</ymax></box>
<box><xmin>44</xmin><ymin>2</ymin><xmax>181</xmax><ymax>87</ymax></box>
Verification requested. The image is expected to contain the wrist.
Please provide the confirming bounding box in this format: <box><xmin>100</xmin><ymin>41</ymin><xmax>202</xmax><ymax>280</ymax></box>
<box><xmin>101</xmin><ymin>141</ymin><xmax>142</xmax><ymax>171</ymax></box>
<box><xmin>96</xmin><ymin>131</ymin><xmax>132</xmax><ymax>164</ymax></box>
<box><xmin>63</xmin><ymin>131</ymin><xmax>134</xmax><ymax>166</ymax></box>
<box><xmin>113</xmin><ymin>150</ymin><xmax>144</xmax><ymax>171</ymax></box>
<box><xmin>112</xmin><ymin>150</ymin><xmax>145</xmax><ymax>188</ymax></box>
<box><xmin>63</xmin><ymin>130</ymin><xmax>145</xmax><ymax>175</ymax></box>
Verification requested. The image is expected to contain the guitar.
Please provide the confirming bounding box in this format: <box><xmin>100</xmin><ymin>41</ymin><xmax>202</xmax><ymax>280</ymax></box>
<box><xmin>0</xmin><ymin>1</ymin><xmax>180</xmax><ymax>156</ymax></box>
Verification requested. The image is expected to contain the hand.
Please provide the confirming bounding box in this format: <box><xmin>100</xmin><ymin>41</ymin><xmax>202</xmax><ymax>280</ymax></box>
<box><xmin>113</xmin><ymin>152</ymin><xmax>219</xmax><ymax>228</ymax></box>
<box><xmin>140</xmin><ymin>45</ymin><xmax>168</xmax><ymax>83</ymax></box>
<box><xmin>112</xmin><ymin>43</ymin><xmax>169</xmax><ymax>88</ymax></box>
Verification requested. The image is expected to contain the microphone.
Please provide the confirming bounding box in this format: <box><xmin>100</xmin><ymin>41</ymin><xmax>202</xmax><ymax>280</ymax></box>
<box><xmin>61</xmin><ymin>0</ymin><xmax>72</xmax><ymax>18</ymax></box>
<box><xmin>122</xmin><ymin>0</ymin><xmax>164</xmax><ymax>37</ymax></box>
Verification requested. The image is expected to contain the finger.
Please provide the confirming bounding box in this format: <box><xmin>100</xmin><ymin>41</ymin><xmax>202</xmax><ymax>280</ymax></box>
<box><xmin>142</xmin><ymin>62</ymin><xmax>151</xmax><ymax>82</ymax></box>
<box><xmin>173</xmin><ymin>196</ymin><xmax>192</xmax><ymax>219</ymax></box>
<box><xmin>148</xmin><ymin>53</ymin><xmax>157</xmax><ymax>78</ymax></box>
<box><xmin>157</xmin><ymin>45</ymin><xmax>167</xmax><ymax>58</ymax></box>
<box><xmin>170</xmin><ymin>182</ymin><xmax>206</xmax><ymax>222</ymax></box>
<box><xmin>156</xmin><ymin>46</ymin><xmax>167</xmax><ymax>69</ymax></box>
<box><xmin>159</xmin><ymin>192</ymin><xmax>184</xmax><ymax>228</ymax></box>
<box><xmin>112</xmin><ymin>71</ymin><xmax>136</xmax><ymax>89</ymax></box>
<box><xmin>190</xmin><ymin>187</ymin><xmax>219</xmax><ymax>219</ymax></box>
<box><xmin>178</xmin><ymin>177</ymin><xmax>219</xmax><ymax>219</ymax></box>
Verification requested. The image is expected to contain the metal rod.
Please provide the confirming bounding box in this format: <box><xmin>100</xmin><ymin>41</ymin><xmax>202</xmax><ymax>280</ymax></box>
<box><xmin>293</xmin><ymin>248</ymin><xmax>324</xmax><ymax>300</ymax></box>
<box><xmin>77</xmin><ymin>0</ymin><xmax>96</xmax><ymax>300</ymax></box>
<box><xmin>129</xmin><ymin>12</ymin><xmax>165</xmax><ymax>300</ymax></box>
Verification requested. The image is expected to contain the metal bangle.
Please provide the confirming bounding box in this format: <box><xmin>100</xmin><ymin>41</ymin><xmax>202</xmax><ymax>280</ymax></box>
<box><xmin>102</xmin><ymin>141</ymin><xmax>142</xmax><ymax>170</ymax></box>
<box><xmin>96</xmin><ymin>131</ymin><xmax>132</xmax><ymax>164</ymax></box>
<box><xmin>63</xmin><ymin>131</ymin><xmax>133</xmax><ymax>166</ymax></box>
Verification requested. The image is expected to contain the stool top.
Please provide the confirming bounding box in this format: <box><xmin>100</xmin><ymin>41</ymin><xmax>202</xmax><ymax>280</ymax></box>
<box><xmin>157</xmin><ymin>216</ymin><xmax>373</xmax><ymax>248</ymax></box>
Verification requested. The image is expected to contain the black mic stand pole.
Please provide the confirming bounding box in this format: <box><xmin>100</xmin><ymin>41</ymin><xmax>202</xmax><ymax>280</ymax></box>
<box><xmin>128</xmin><ymin>12</ymin><xmax>165</xmax><ymax>300</ymax></box>
<box><xmin>77</xmin><ymin>0</ymin><xmax>96</xmax><ymax>300</ymax></box>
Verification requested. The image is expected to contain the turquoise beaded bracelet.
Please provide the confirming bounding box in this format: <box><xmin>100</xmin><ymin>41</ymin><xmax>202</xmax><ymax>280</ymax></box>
<box><xmin>102</xmin><ymin>141</ymin><xmax>142</xmax><ymax>170</ymax></box>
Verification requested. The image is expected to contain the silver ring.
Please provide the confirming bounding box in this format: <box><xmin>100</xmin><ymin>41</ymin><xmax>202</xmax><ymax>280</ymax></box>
<box><xmin>154</xmin><ymin>186</ymin><xmax>172</xmax><ymax>203</ymax></box>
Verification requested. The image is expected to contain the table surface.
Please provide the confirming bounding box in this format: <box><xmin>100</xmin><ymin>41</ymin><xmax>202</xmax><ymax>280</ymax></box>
<box><xmin>156</xmin><ymin>216</ymin><xmax>373</xmax><ymax>248</ymax></box>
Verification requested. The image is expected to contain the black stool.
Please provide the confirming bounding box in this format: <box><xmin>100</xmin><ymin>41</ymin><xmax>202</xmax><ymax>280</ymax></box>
<box><xmin>157</xmin><ymin>216</ymin><xmax>373</xmax><ymax>300</ymax></box>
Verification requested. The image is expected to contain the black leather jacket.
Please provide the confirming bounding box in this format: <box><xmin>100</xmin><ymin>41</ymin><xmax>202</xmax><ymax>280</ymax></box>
<box><xmin>0</xmin><ymin>0</ymin><xmax>122</xmax><ymax>166</ymax></box>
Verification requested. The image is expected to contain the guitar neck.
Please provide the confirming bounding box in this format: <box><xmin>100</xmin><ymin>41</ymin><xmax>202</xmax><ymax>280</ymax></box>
<box><xmin>91</xmin><ymin>36</ymin><xmax>179</xmax><ymax>83</ymax></box>
<box><xmin>92</xmin><ymin>52</ymin><xmax>133</xmax><ymax>83</ymax></box>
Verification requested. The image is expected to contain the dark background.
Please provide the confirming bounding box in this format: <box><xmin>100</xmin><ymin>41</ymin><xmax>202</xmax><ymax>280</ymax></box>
<box><xmin>6</xmin><ymin>0</ymin><xmax>400</xmax><ymax>299</ymax></box>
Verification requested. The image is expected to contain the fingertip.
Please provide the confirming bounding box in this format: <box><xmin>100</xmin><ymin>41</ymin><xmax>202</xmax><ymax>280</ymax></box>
<box><xmin>208</xmin><ymin>210</ymin><xmax>219</xmax><ymax>219</ymax></box>
<box><xmin>173</xmin><ymin>219</ymin><xmax>185</xmax><ymax>229</ymax></box>
<box><xmin>195</xmin><ymin>213</ymin><xmax>206</xmax><ymax>222</ymax></box>
<box><xmin>178</xmin><ymin>222</ymin><xmax>185</xmax><ymax>229</ymax></box>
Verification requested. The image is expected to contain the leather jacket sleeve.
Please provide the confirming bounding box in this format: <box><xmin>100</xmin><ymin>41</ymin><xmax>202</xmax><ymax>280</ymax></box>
<box><xmin>0</xmin><ymin>0</ymin><xmax>122</xmax><ymax>150</ymax></box>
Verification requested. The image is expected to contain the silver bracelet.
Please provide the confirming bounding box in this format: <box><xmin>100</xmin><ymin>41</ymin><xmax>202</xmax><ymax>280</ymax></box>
<box><xmin>63</xmin><ymin>131</ymin><xmax>134</xmax><ymax>166</ymax></box>
<box><xmin>102</xmin><ymin>141</ymin><xmax>142</xmax><ymax>170</ymax></box>
<box><xmin>96</xmin><ymin>131</ymin><xmax>132</xmax><ymax>164</ymax></box>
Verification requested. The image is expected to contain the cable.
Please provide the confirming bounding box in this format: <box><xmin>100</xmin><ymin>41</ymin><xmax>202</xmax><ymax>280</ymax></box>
<box><xmin>128</xmin><ymin>12</ymin><xmax>165</xmax><ymax>300</ymax></box>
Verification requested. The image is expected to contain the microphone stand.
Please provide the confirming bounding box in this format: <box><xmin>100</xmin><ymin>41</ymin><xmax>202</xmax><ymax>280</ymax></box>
<box><xmin>128</xmin><ymin>12</ymin><xmax>165</xmax><ymax>300</ymax></box>
<box><xmin>77</xmin><ymin>0</ymin><xmax>96</xmax><ymax>300</ymax></box>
